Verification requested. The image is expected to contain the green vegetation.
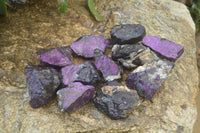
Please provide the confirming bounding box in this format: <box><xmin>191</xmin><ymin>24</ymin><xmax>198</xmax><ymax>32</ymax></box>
<box><xmin>188</xmin><ymin>0</ymin><xmax>200</xmax><ymax>32</ymax></box>
<box><xmin>88</xmin><ymin>0</ymin><xmax>102</xmax><ymax>21</ymax></box>
<box><xmin>57</xmin><ymin>0</ymin><xmax>68</xmax><ymax>14</ymax></box>
<box><xmin>0</xmin><ymin>0</ymin><xmax>7</xmax><ymax>16</ymax></box>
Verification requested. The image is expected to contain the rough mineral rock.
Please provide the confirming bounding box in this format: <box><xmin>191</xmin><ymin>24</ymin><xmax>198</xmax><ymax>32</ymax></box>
<box><xmin>126</xmin><ymin>59</ymin><xmax>174</xmax><ymax>100</ymax></box>
<box><xmin>57</xmin><ymin>82</ymin><xmax>95</xmax><ymax>113</ymax></box>
<box><xmin>93</xmin><ymin>81</ymin><xmax>139</xmax><ymax>119</ymax></box>
<box><xmin>0</xmin><ymin>0</ymin><xmax>198</xmax><ymax>133</ymax></box>
<box><xmin>94</xmin><ymin>49</ymin><xmax>121</xmax><ymax>81</ymax></box>
<box><xmin>142</xmin><ymin>36</ymin><xmax>184</xmax><ymax>61</ymax></box>
<box><xmin>61</xmin><ymin>61</ymin><xmax>100</xmax><ymax>85</ymax></box>
<box><xmin>25</xmin><ymin>65</ymin><xmax>60</xmax><ymax>108</ymax></box>
<box><xmin>70</xmin><ymin>34</ymin><xmax>108</xmax><ymax>58</ymax></box>
<box><xmin>110</xmin><ymin>24</ymin><xmax>146</xmax><ymax>45</ymax></box>
<box><xmin>112</xmin><ymin>44</ymin><xmax>159</xmax><ymax>69</ymax></box>
<box><xmin>37</xmin><ymin>46</ymin><xmax>73</xmax><ymax>67</ymax></box>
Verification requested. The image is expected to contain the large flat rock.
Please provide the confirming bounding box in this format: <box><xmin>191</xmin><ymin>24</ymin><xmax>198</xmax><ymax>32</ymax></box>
<box><xmin>0</xmin><ymin>0</ymin><xmax>198</xmax><ymax>132</ymax></box>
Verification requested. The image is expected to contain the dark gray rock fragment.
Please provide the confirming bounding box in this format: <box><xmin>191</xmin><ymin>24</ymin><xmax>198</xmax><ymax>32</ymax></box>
<box><xmin>25</xmin><ymin>65</ymin><xmax>60</xmax><ymax>108</ymax></box>
<box><xmin>93</xmin><ymin>81</ymin><xmax>139</xmax><ymax>119</ymax></box>
<box><xmin>110</xmin><ymin>24</ymin><xmax>146</xmax><ymax>45</ymax></box>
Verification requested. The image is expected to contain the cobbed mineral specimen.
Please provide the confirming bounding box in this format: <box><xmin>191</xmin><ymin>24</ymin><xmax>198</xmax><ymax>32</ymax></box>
<box><xmin>70</xmin><ymin>34</ymin><xmax>108</xmax><ymax>58</ymax></box>
<box><xmin>61</xmin><ymin>61</ymin><xmax>100</xmax><ymax>86</ymax></box>
<box><xmin>94</xmin><ymin>49</ymin><xmax>121</xmax><ymax>81</ymax></box>
<box><xmin>142</xmin><ymin>36</ymin><xmax>184</xmax><ymax>61</ymax></box>
<box><xmin>25</xmin><ymin>65</ymin><xmax>60</xmax><ymax>108</ymax></box>
<box><xmin>93</xmin><ymin>81</ymin><xmax>139</xmax><ymax>119</ymax></box>
<box><xmin>110</xmin><ymin>24</ymin><xmax>146</xmax><ymax>45</ymax></box>
<box><xmin>112</xmin><ymin>44</ymin><xmax>159</xmax><ymax>69</ymax></box>
<box><xmin>37</xmin><ymin>46</ymin><xmax>73</xmax><ymax>67</ymax></box>
<box><xmin>57</xmin><ymin>82</ymin><xmax>94</xmax><ymax>113</ymax></box>
<box><xmin>125</xmin><ymin>59</ymin><xmax>174</xmax><ymax>100</ymax></box>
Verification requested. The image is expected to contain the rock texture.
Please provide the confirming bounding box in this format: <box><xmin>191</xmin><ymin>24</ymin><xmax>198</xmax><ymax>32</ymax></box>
<box><xmin>93</xmin><ymin>81</ymin><xmax>139</xmax><ymax>119</ymax></box>
<box><xmin>70</xmin><ymin>34</ymin><xmax>108</xmax><ymax>58</ymax></box>
<box><xmin>125</xmin><ymin>60</ymin><xmax>174</xmax><ymax>100</ymax></box>
<box><xmin>0</xmin><ymin>0</ymin><xmax>198</xmax><ymax>133</ymax></box>
<box><xmin>57</xmin><ymin>82</ymin><xmax>95</xmax><ymax>113</ymax></box>
<box><xmin>25</xmin><ymin>65</ymin><xmax>60</xmax><ymax>108</ymax></box>
<box><xmin>61</xmin><ymin>61</ymin><xmax>100</xmax><ymax>85</ymax></box>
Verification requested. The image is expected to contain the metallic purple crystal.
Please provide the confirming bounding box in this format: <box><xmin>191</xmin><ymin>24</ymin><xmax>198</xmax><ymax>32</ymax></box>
<box><xmin>94</xmin><ymin>49</ymin><xmax>121</xmax><ymax>81</ymax></box>
<box><xmin>37</xmin><ymin>46</ymin><xmax>72</xmax><ymax>67</ymax></box>
<box><xmin>142</xmin><ymin>36</ymin><xmax>184</xmax><ymax>60</ymax></box>
<box><xmin>57</xmin><ymin>82</ymin><xmax>95</xmax><ymax>113</ymax></box>
<box><xmin>61</xmin><ymin>61</ymin><xmax>100</xmax><ymax>86</ymax></box>
<box><xmin>70</xmin><ymin>34</ymin><xmax>108</xmax><ymax>58</ymax></box>
<box><xmin>25</xmin><ymin>65</ymin><xmax>60</xmax><ymax>108</ymax></box>
<box><xmin>125</xmin><ymin>59</ymin><xmax>174</xmax><ymax>100</ymax></box>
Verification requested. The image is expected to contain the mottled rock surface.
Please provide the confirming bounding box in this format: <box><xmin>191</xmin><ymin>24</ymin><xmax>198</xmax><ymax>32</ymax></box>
<box><xmin>25</xmin><ymin>65</ymin><xmax>60</xmax><ymax>108</ymax></box>
<box><xmin>110</xmin><ymin>24</ymin><xmax>146</xmax><ymax>44</ymax></box>
<box><xmin>70</xmin><ymin>34</ymin><xmax>108</xmax><ymax>58</ymax></box>
<box><xmin>93</xmin><ymin>81</ymin><xmax>139</xmax><ymax>119</ymax></box>
<box><xmin>112</xmin><ymin>44</ymin><xmax>159</xmax><ymax>69</ymax></box>
<box><xmin>37</xmin><ymin>46</ymin><xmax>72</xmax><ymax>67</ymax></box>
<box><xmin>57</xmin><ymin>82</ymin><xmax>94</xmax><ymax>113</ymax></box>
<box><xmin>0</xmin><ymin>0</ymin><xmax>198</xmax><ymax>133</ymax></box>
<box><xmin>126</xmin><ymin>60</ymin><xmax>174</xmax><ymax>100</ymax></box>
<box><xmin>61</xmin><ymin>61</ymin><xmax>100</xmax><ymax>85</ymax></box>
<box><xmin>94</xmin><ymin>49</ymin><xmax>121</xmax><ymax>81</ymax></box>
<box><xmin>142</xmin><ymin>36</ymin><xmax>184</xmax><ymax>61</ymax></box>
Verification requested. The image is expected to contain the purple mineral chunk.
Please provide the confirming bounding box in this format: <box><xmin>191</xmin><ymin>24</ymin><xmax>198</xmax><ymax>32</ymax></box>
<box><xmin>61</xmin><ymin>61</ymin><xmax>100</xmax><ymax>86</ymax></box>
<box><xmin>93</xmin><ymin>81</ymin><xmax>139</xmax><ymax>119</ymax></box>
<box><xmin>37</xmin><ymin>46</ymin><xmax>72</xmax><ymax>67</ymax></box>
<box><xmin>70</xmin><ymin>34</ymin><xmax>109</xmax><ymax>58</ymax></box>
<box><xmin>57</xmin><ymin>82</ymin><xmax>94</xmax><ymax>113</ymax></box>
<box><xmin>142</xmin><ymin>36</ymin><xmax>184</xmax><ymax>60</ymax></box>
<box><xmin>110</xmin><ymin>24</ymin><xmax>146</xmax><ymax>45</ymax></box>
<box><xmin>125</xmin><ymin>60</ymin><xmax>174</xmax><ymax>100</ymax></box>
<box><xmin>25</xmin><ymin>65</ymin><xmax>60</xmax><ymax>108</ymax></box>
<box><xmin>94</xmin><ymin>49</ymin><xmax>121</xmax><ymax>81</ymax></box>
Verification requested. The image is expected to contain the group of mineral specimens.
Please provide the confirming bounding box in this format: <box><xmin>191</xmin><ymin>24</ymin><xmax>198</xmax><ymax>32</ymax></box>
<box><xmin>25</xmin><ymin>24</ymin><xmax>184</xmax><ymax>119</ymax></box>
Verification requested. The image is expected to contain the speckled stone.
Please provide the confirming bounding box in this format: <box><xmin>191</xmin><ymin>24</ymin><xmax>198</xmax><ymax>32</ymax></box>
<box><xmin>125</xmin><ymin>59</ymin><xmax>174</xmax><ymax>100</ymax></box>
<box><xmin>37</xmin><ymin>46</ymin><xmax>73</xmax><ymax>67</ymax></box>
<box><xmin>25</xmin><ymin>65</ymin><xmax>60</xmax><ymax>108</ymax></box>
<box><xmin>70</xmin><ymin>34</ymin><xmax>108</xmax><ymax>58</ymax></box>
<box><xmin>61</xmin><ymin>61</ymin><xmax>100</xmax><ymax>86</ymax></box>
<box><xmin>57</xmin><ymin>82</ymin><xmax>94</xmax><ymax>113</ymax></box>
<box><xmin>93</xmin><ymin>81</ymin><xmax>139</xmax><ymax>119</ymax></box>
<box><xmin>142</xmin><ymin>36</ymin><xmax>184</xmax><ymax>61</ymax></box>
<box><xmin>110</xmin><ymin>24</ymin><xmax>146</xmax><ymax>45</ymax></box>
<box><xmin>94</xmin><ymin>49</ymin><xmax>121</xmax><ymax>81</ymax></box>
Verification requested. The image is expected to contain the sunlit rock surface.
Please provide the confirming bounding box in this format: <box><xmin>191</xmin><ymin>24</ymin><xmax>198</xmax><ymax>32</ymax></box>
<box><xmin>0</xmin><ymin>0</ymin><xmax>198</xmax><ymax>132</ymax></box>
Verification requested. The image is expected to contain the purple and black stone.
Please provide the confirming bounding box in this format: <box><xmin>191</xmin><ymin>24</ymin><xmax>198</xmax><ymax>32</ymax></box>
<box><xmin>142</xmin><ymin>36</ymin><xmax>184</xmax><ymax>61</ymax></box>
<box><xmin>57</xmin><ymin>82</ymin><xmax>95</xmax><ymax>113</ymax></box>
<box><xmin>70</xmin><ymin>34</ymin><xmax>109</xmax><ymax>58</ymax></box>
<box><xmin>94</xmin><ymin>49</ymin><xmax>121</xmax><ymax>81</ymax></box>
<box><xmin>110</xmin><ymin>24</ymin><xmax>146</xmax><ymax>45</ymax></box>
<box><xmin>93</xmin><ymin>81</ymin><xmax>139</xmax><ymax>119</ymax></box>
<box><xmin>61</xmin><ymin>61</ymin><xmax>100</xmax><ymax>86</ymax></box>
<box><xmin>37</xmin><ymin>46</ymin><xmax>73</xmax><ymax>67</ymax></box>
<box><xmin>25</xmin><ymin>65</ymin><xmax>60</xmax><ymax>108</ymax></box>
<box><xmin>125</xmin><ymin>60</ymin><xmax>174</xmax><ymax>100</ymax></box>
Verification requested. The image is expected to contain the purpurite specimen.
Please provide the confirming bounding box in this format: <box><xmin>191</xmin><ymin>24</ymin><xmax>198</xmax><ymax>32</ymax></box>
<box><xmin>125</xmin><ymin>60</ymin><xmax>174</xmax><ymax>100</ymax></box>
<box><xmin>61</xmin><ymin>61</ymin><xmax>100</xmax><ymax>86</ymax></box>
<box><xmin>110</xmin><ymin>24</ymin><xmax>146</xmax><ymax>45</ymax></box>
<box><xmin>142</xmin><ymin>36</ymin><xmax>184</xmax><ymax>61</ymax></box>
<box><xmin>70</xmin><ymin>34</ymin><xmax>108</xmax><ymax>58</ymax></box>
<box><xmin>57</xmin><ymin>82</ymin><xmax>94</xmax><ymax>113</ymax></box>
<box><xmin>94</xmin><ymin>49</ymin><xmax>121</xmax><ymax>81</ymax></box>
<box><xmin>25</xmin><ymin>65</ymin><xmax>60</xmax><ymax>108</ymax></box>
<box><xmin>37</xmin><ymin>46</ymin><xmax>73</xmax><ymax>67</ymax></box>
<box><xmin>93</xmin><ymin>81</ymin><xmax>139</xmax><ymax>119</ymax></box>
